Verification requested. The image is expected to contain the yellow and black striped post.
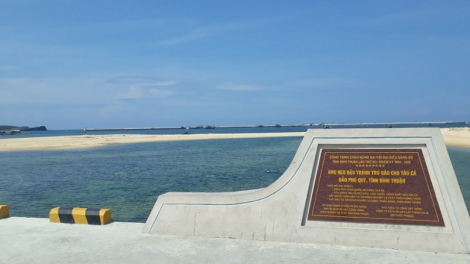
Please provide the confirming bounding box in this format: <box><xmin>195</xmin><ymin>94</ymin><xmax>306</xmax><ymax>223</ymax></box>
<box><xmin>0</xmin><ymin>205</ymin><xmax>9</xmax><ymax>219</ymax></box>
<box><xmin>49</xmin><ymin>207</ymin><xmax>112</xmax><ymax>225</ymax></box>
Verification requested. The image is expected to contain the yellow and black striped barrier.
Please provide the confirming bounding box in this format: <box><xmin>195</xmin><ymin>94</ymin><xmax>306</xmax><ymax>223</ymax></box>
<box><xmin>0</xmin><ymin>205</ymin><xmax>9</xmax><ymax>219</ymax></box>
<box><xmin>49</xmin><ymin>207</ymin><xmax>112</xmax><ymax>225</ymax></box>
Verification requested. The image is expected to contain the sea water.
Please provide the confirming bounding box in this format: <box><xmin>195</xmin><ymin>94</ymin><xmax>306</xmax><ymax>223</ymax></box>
<box><xmin>0</xmin><ymin>137</ymin><xmax>469</xmax><ymax>223</ymax></box>
<box><xmin>3</xmin><ymin>121</ymin><xmax>469</xmax><ymax>139</ymax></box>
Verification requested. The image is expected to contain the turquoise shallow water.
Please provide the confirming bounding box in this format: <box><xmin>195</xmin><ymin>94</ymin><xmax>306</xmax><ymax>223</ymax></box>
<box><xmin>0</xmin><ymin>137</ymin><xmax>469</xmax><ymax>223</ymax></box>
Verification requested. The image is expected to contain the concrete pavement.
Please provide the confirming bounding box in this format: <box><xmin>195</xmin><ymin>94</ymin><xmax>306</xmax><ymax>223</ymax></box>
<box><xmin>1</xmin><ymin>217</ymin><xmax>469</xmax><ymax>264</ymax></box>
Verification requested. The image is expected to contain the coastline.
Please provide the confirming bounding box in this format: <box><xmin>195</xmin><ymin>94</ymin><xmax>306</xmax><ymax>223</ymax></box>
<box><xmin>0</xmin><ymin>128</ymin><xmax>469</xmax><ymax>152</ymax></box>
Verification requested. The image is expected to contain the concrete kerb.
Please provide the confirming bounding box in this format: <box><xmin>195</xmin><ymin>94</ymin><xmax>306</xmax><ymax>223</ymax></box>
<box><xmin>49</xmin><ymin>207</ymin><xmax>112</xmax><ymax>225</ymax></box>
<box><xmin>0</xmin><ymin>205</ymin><xmax>9</xmax><ymax>219</ymax></box>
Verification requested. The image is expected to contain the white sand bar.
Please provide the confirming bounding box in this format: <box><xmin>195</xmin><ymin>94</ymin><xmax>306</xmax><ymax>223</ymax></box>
<box><xmin>0</xmin><ymin>132</ymin><xmax>305</xmax><ymax>151</ymax></box>
<box><xmin>440</xmin><ymin>127</ymin><xmax>470</xmax><ymax>147</ymax></box>
<box><xmin>0</xmin><ymin>128</ymin><xmax>469</xmax><ymax>152</ymax></box>
<box><xmin>1</xmin><ymin>217</ymin><xmax>469</xmax><ymax>264</ymax></box>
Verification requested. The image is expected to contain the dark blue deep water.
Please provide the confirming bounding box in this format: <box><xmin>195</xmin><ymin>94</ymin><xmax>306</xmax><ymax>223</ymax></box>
<box><xmin>0</xmin><ymin>137</ymin><xmax>469</xmax><ymax>223</ymax></box>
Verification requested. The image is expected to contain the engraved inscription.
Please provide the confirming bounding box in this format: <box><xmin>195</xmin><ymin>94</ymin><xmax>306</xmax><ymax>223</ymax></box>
<box><xmin>308</xmin><ymin>149</ymin><xmax>444</xmax><ymax>226</ymax></box>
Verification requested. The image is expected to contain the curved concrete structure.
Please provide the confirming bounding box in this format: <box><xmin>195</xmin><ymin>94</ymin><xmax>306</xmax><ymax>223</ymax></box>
<box><xmin>143</xmin><ymin>128</ymin><xmax>470</xmax><ymax>254</ymax></box>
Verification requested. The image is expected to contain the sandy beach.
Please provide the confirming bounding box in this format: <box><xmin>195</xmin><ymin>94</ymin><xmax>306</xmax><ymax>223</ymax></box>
<box><xmin>440</xmin><ymin>127</ymin><xmax>470</xmax><ymax>147</ymax></box>
<box><xmin>0</xmin><ymin>128</ymin><xmax>469</xmax><ymax>152</ymax></box>
<box><xmin>0</xmin><ymin>132</ymin><xmax>306</xmax><ymax>152</ymax></box>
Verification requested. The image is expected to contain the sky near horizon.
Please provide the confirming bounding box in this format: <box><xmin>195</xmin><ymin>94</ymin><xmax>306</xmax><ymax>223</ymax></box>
<box><xmin>1</xmin><ymin>1</ymin><xmax>469</xmax><ymax>129</ymax></box>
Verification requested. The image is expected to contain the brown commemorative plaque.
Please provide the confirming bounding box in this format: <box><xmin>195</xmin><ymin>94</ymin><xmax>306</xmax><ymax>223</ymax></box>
<box><xmin>308</xmin><ymin>149</ymin><xmax>444</xmax><ymax>226</ymax></box>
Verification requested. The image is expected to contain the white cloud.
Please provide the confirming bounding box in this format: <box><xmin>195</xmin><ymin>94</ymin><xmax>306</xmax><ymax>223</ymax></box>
<box><xmin>362</xmin><ymin>4</ymin><xmax>469</xmax><ymax>27</ymax></box>
<box><xmin>117</xmin><ymin>81</ymin><xmax>177</xmax><ymax>99</ymax></box>
<box><xmin>0</xmin><ymin>65</ymin><xmax>18</xmax><ymax>71</ymax></box>
<box><xmin>146</xmin><ymin>81</ymin><xmax>177</xmax><ymax>87</ymax></box>
<box><xmin>158</xmin><ymin>29</ymin><xmax>212</xmax><ymax>46</ymax></box>
<box><xmin>0</xmin><ymin>76</ymin><xmax>179</xmax><ymax>106</ymax></box>
<box><xmin>0</xmin><ymin>77</ymin><xmax>116</xmax><ymax>105</ymax></box>
<box><xmin>150</xmin><ymin>89</ymin><xmax>173</xmax><ymax>97</ymax></box>
<box><xmin>217</xmin><ymin>82</ymin><xmax>262</xmax><ymax>91</ymax></box>
<box><xmin>156</xmin><ymin>18</ymin><xmax>282</xmax><ymax>46</ymax></box>
<box><xmin>289</xmin><ymin>78</ymin><xmax>357</xmax><ymax>89</ymax></box>
<box><xmin>0</xmin><ymin>78</ymin><xmax>27</xmax><ymax>85</ymax></box>
<box><xmin>106</xmin><ymin>76</ymin><xmax>157</xmax><ymax>84</ymax></box>
<box><xmin>118</xmin><ymin>86</ymin><xmax>142</xmax><ymax>99</ymax></box>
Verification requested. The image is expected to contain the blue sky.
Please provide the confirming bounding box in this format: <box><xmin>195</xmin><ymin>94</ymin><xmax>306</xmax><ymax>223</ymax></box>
<box><xmin>1</xmin><ymin>1</ymin><xmax>469</xmax><ymax>129</ymax></box>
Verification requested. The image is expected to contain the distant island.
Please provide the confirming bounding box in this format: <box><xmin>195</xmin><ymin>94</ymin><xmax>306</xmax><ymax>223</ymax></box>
<box><xmin>0</xmin><ymin>125</ymin><xmax>47</xmax><ymax>135</ymax></box>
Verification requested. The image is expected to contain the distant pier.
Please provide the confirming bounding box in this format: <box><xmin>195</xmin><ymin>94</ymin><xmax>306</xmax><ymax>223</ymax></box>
<box><xmin>83</xmin><ymin>121</ymin><xmax>468</xmax><ymax>132</ymax></box>
<box><xmin>83</xmin><ymin>127</ymin><xmax>184</xmax><ymax>132</ymax></box>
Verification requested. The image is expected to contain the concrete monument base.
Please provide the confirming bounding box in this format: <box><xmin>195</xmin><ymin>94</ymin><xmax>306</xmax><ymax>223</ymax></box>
<box><xmin>143</xmin><ymin>128</ymin><xmax>470</xmax><ymax>254</ymax></box>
